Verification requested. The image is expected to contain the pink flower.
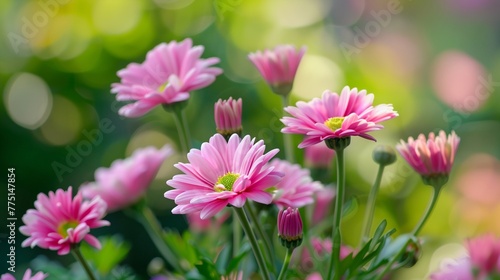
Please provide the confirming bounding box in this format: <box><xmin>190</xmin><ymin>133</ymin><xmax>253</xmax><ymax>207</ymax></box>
<box><xmin>277</xmin><ymin>207</ymin><xmax>303</xmax><ymax>249</ymax></box>
<box><xmin>311</xmin><ymin>187</ymin><xmax>336</xmax><ymax>225</ymax></box>
<box><xmin>304</xmin><ymin>143</ymin><xmax>335</xmax><ymax>168</ymax></box>
<box><xmin>20</xmin><ymin>187</ymin><xmax>109</xmax><ymax>255</ymax></box>
<box><xmin>214</xmin><ymin>97</ymin><xmax>243</xmax><ymax>137</ymax></box>
<box><xmin>1</xmin><ymin>269</ymin><xmax>48</xmax><ymax>280</ymax></box>
<box><xmin>81</xmin><ymin>145</ymin><xmax>172</xmax><ymax>212</ymax></box>
<box><xmin>396</xmin><ymin>130</ymin><xmax>460</xmax><ymax>183</ymax></box>
<box><xmin>186</xmin><ymin>210</ymin><xmax>230</xmax><ymax>232</ymax></box>
<box><xmin>467</xmin><ymin>234</ymin><xmax>500</xmax><ymax>274</ymax></box>
<box><xmin>430</xmin><ymin>257</ymin><xmax>473</xmax><ymax>280</ymax></box>
<box><xmin>269</xmin><ymin>159</ymin><xmax>323</xmax><ymax>209</ymax></box>
<box><xmin>281</xmin><ymin>86</ymin><xmax>398</xmax><ymax>148</ymax></box>
<box><xmin>112</xmin><ymin>38</ymin><xmax>223</xmax><ymax>117</ymax></box>
<box><xmin>165</xmin><ymin>134</ymin><xmax>283</xmax><ymax>219</ymax></box>
<box><xmin>248</xmin><ymin>45</ymin><xmax>306</xmax><ymax>96</ymax></box>
<box><xmin>305</xmin><ymin>273</ymin><xmax>323</xmax><ymax>280</ymax></box>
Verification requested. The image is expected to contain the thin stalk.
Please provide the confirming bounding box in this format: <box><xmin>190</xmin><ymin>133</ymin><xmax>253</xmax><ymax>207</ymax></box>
<box><xmin>135</xmin><ymin>206</ymin><xmax>183</xmax><ymax>272</ymax></box>
<box><xmin>411</xmin><ymin>187</ymin><xmax>441</xmax><ymax>236</ymax></box>
<box><xmin>281</xmin><ymin>95</ymin><xmax>295</xmax><ymax>163</ymax></box>
<box><xmin>277</xmin><ymin>248</ymin><xmax>294</xmax><ymax>280</ymax></box>
<box><xmin>171</xmin><ymin>106</ymin><xmax>191</xmax><ymax>155</ymax></box>
<box><xmin>244</xmin><ymin>203</ymin><xmax>274</xmax><ymax>266</ymax></box>
<box><xmin>233</xmin><ymin>207</ymin><xmax>271</xmax><ymax>280</ymax></box>
<box><xmin>360</xmin><ymin>164</ymin><xmax>385</xmax><ymax>246</ymax></box>
<box><xmin>327</xmin><ymin>147</ymin><xmax>345</xmax><ymax>280</ymax></box>
<box><xmin>71</xmin><ymin>245</ymin><xmax>97</xmax><ymax>280</ymax></box>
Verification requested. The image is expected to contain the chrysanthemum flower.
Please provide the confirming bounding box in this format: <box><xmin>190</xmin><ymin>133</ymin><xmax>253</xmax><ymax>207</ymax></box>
<box><xmin>112</xmin><ymin>38</ymin><xmax>223</xmax><ymax>117</ymax></box>
<box><xmin>214</xmin><ymin>97</ymin><xmax>243</xmax><ymax>139</ymax></box>
<box><xmin>467</xmin><ymin>234</ymin><xmax>500</xmax><ymax>274</ymax></box>
<box><xmin>20</xmin><ymin>187</ymin><xmax>109</xmax><ymax>255</ymax></box>
<box><xmin>165</xmin><ymin>134</ymin><xmax>283</xmax><ymax>219</ymax></box>
<box><xmin>80</xmin><ymin>145</ymin><xmax>172</xmax><ymax>212</ymax></box>
<box><xmin>396</xmin><ymin>130</ymin><xmax>460</xmax><ymax>186</ymax></box>
<box><xmin>1</xmin><ymin>269</ymin><xmax>48</xmax><ymax>280</ymax></box>
<box><xmin>281</xmin><ymin>86</ymin><xmax>398</xmax><ymax>148</ymax></box>
<box><xmin>248</xmin><ymin>45</ymin><xmax>306</xmax><ymax>96</ymax></box>
<box><xmin>277</xmin><ymin>207</ymin><xmax>303</xmax><ymax>249</ymax></box>
<box><xmin>268</xmin><ymin>159</ymin><xmax>322</xmax><ymax>209</ymax></box>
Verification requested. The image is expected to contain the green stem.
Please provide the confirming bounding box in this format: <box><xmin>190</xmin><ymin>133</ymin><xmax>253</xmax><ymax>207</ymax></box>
<box><xmin>411</xmin><ymin>187</ymin><xmax>441</xmax><ymax>236</ymax></box>
<box><xmin>360</xmin><ymin>165</ymin><xmax>385</xmax><ymax>246</ymax></box>
<box><xmin>327</xmin><ymin>147</ymin><xmax>346</xmax><ymax>280</ymax></box>
<box><xmin>71</xmin><ymin>245</ymin><xmax>97</xmax><ymax>280</ymax></box>
<box><xmin>281</xmin><ymin>95</ymin><xmax>295</xmax><ymax>163</ymax></box>
<box><xmin>234</xmin><ymin>207</ymin><xmax>271</xmax><ymax>280</ymax></box>
<box><xmin>170</xmin><ymin>104</ymin><xmax>191</xmax><ymax>155</ymax></box>
<box><xmin>134</xmin><ymin>205</ymin><xmax>183</xmax><ymax>272</ymax></box>
<box><xmin>277</xmin><ymin>248</ymin><xmax>294</xmax><ymax>280</ymax></box>
<box><xmin>244</xmin><ymin>203</ymin><xmax>274</xmax><ymax>266</ymax></box>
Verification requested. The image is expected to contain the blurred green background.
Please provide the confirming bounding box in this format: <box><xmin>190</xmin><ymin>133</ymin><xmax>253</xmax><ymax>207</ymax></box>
<box><xmin>1</xmin><ymin>0</ymin><xmax>500</xmax><ymax>279</ymax></box>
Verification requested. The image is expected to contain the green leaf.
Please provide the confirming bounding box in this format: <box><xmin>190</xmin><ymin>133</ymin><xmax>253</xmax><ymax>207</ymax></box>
<box><xmin>195</xmin><ymin>257</ymin><xmax>220</xmax><ymax>280</ymax></box>
<box><xmin>215</xmin><ymin>245</ymin><xmax>232</xmax><ymax>275</ymax></box>
<box><xmin>163</xmin><ymin>230</ymin><xmax>198</xmax><ymax>266</ymax></box>
<box><xmin>342</xmin><ymin>196</ymin><xmax>359</xmax><ymax>219</ymax></box>
<box><xmin>80</xmin><ymin>235</ymin><xmax>131</xmax><ymax>275</ymax></box>
<box><xmin>226</xmin><ymin>245</ymin><xmax>250</xmax><ymax>274</ymax></box>
<box><xmin>369</xmin><ymin>220</ymin><xmax>387</xmax><ymax>251</ymax></box>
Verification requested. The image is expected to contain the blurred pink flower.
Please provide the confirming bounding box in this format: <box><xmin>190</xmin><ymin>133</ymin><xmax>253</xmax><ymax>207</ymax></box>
<box><xmin>277</xmin><ymin>207</ymin><xmax>303</xmax><ymax>249</ymax></box>
<box><xmin>214</xmin><ymin>97</ymin><xmax>243</xmax><ymax>137</ymax></box>
<box><xmin>430</xmin><ymin>257</ymin><xmax>473</xmax><ymax>280</ymax></box>
<box><xmin>1</xmin><ymin>269</ymin><xmax>48</xmax><ymax>280</ymax></box>
<box><xmin>269</xmin><ymin>159</ymin><xmax>323</xmax><ymax>209</ymax></box>
<box><xmin>467</xmin><ymin>234</ymin><xmax>500</xmax><ymax>274</ymax></box>
<box><xmin>20</xmin><ymin>187</ymin><xmax>109</xmax><ymax>255</ymax></box>
<box><xmin>455</xmin><ymin>154</ymin><xmax>500</xmax><ymax>233</ymax></box>
<box><xmin>81</xmin><ymin>145</ymin><xmax>172</xmax><ymax>212</ymax></box>
<box><xmin>299</xmin><ymin>237</ymin><xmax>354</xmax><ymax>271</ymax></box>
<box><xmin>248</xmin><ymin>45</ymin><xmax>306</xmax><ymax>96</ymax></box>
<box><xmin>305</xmin><ymin>272</ymin><xmax>323</xmax><ymax>280</ymax></box>
<box><xmin>396</xmin><ymin>130</ymin><xmax>460</xmax><ymax>183</ymax></box>
<box><xmin>186</xmin><ymin>210</ymin><xmax>230</xmax><ymax>233</ymax></box>
<box><xmin>281</xmin><ymin>86</ymin><xmax>398</xmax><ymax>148</ymax></box>
<box><xmin>112</xmin><ymin>38</ymin><xmax>223</xmax><ymax>117</ymax></box>
<box><xmin>311</xmin><ymin>187</ymin><xmax>336</xmax><ymax>225</ymax></box>
<box><xmin>432</xmin><ymin>51</ymin><xmax>488</xmax><ymax>113</ymax></box>
<box><xmin>165</xmin><ymin>134</ymin><xmax>283</xmax><ymax>219</ymax></box>
<box><xmin>304</xmin><ymin>143</ymin><xmax>336</xmax><ymax>169</ymax></box>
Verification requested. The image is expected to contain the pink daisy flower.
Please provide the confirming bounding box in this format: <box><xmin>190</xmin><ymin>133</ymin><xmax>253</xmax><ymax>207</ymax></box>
<box><xmin>248</xmin><ymin>45</ymin><xmax>306</xmax><ymax>96</ymax></box>
<box><xmin>396</xmin><ymin>130</ymin><xmax>460</xmax><ymax>182</ymax></box>
<box><xmin>1</xmin><ymin>269</ymin><xmax>48</xmax><ymax>280</ymax></box>
<box><xmin>165</xmin><ymin>134</ymin><xmax>283</xmax><ymax>219</ymax></box>
<box><xmin>281</xmin><ymin>86</ymin><xmax>398</xmax><ymax>148</ymax></box>
<box><xmin>112</xmin><ymin>38</ymin><xmax>223</xmax><ymax>117</ymax></box>
<box><xmin>214</xmin><ymin>97</ymin><xmax>243</xmax><ymax>138</ymax></box>
<box><xmin>20</xmin><ymin>187</ymin><xmax>109</xmax><ymax>255</ymax></box>
<box><xmin>467</xmin><ymin>234</ymin><xmax>500</xmax><ymax>274</ymax></box>
<box><xmin>430</xmin><ymin>257</ymin><xmax>473</xmax><ymax>280</ymax></box>
<box><xmin>81</xmin><ymin>145</ymin><xmax>172</xmax><ymax>212</ymax></box>
<box><xmin>268</xmin><ymin>159</ymin><xmax>323</xmax><ymax>209</ymax></box>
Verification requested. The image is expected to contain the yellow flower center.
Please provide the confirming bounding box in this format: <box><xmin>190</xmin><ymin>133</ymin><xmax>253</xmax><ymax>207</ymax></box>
<box><xmin>324</xmin><ymin>117</ymin><xmax>345</xmax><ymax>132</ymax></box>
<box><xmin>57</xmin><ymin>220</ymin><xmax>79</xmax><ymax>238</ymax></box>
<box><xmin>214</xmin><ymin>172</ymin><xmax>240</xmax><ymax>192</ymax></box>
<box><xmin>157</xmin><ymin>82</ymin><xmax>169</xmax><ymax>92</ymax></box>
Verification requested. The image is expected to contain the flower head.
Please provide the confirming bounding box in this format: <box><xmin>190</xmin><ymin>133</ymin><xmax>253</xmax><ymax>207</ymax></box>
<box><xmin>281</xmin><ymin>86</ymin><xmax>398</xmax><ymax>148</ymax></box>
<box><xmin>165</xmin><ymin>134</ymin><xmax>283</xmax><ymax>219</ymax></box>
<box><xmin>248</xmin><ymin>45</ymin><xmax>306</xmax><ymax>96</ymax></box>
<box><xmin>277</xmin><ymin>207</ymin><xmax>303</xmax><ymax>249</ymax></box>
<box><xmin>20</xmin><ymin>187</ymin><xmax>109</xmax><ymax>255</ymax></box>
<box><xmin>112</xmin><ymin>38</ymin><xmax>223</xmax><ymax>117</ymax></box>
<box><xmin>1</xmin><ymin>269</ymin><xmax>48</xmax><ymax>280</ymax></box>
<box><xmin>430</xmin><ymin>257</ymin><xmax>473</xmax><ymax>280</ymax></box>
<box><xmin>81</xmin><ymin>145</ymin><xmax>172</xmax><ymax>212</ymax></box>
<box><xmin>268</xmin><ymin>159</ymin><xmax>322</xmax><ymax>209</ymax></box>
<box><xmin>396</xmin><ymin>130</ymin><xmax>460</xmax><ymax>186</ymax></box>
<box><xmin>467</xmin><ymin>234</ymin><xmax>500</xmax><ymax>274</ymax></box>
<box><xmin>214</xmin><ymin>97</ymin><xmax>243</xmax><ymax>139</ymax></box>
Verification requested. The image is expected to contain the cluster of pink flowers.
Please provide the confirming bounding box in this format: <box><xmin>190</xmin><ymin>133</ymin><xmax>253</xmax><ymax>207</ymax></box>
<box><xmin>431</xmin><ymin>235</ymin><xmax>500</xmax><ymax>280</ymax></box>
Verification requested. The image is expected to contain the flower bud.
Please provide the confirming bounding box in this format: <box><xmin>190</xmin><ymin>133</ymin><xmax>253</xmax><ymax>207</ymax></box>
<box><xmin>277</xmin><ymin>207</ymin><xmax>303</xmax><ymax>249</ymax></box>
<box><xmin>214</xmin><ymin>97</ymin><xmax>242</xmax><ymax>140</ymax></box>
<box><xmin>372</xmin><ymin>145</ymin><xmax>397</xmax><ymax>166</ymax></box>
